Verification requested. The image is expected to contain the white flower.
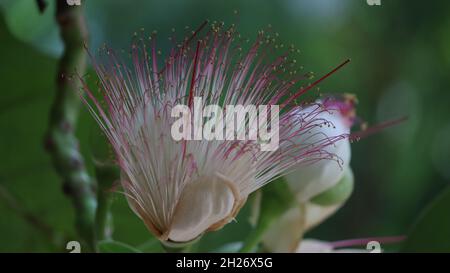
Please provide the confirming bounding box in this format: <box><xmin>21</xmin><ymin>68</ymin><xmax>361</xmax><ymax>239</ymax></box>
<box><xmin>80</xmin><ymin>23</ymin><xmax>350</xmax><ymax>243</ymax></box>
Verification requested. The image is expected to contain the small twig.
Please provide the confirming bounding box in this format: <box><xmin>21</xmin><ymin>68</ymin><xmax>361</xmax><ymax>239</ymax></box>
<box><xmin>0</xmin><ymin>184</ymin><xmax>58</xmax><ymax>243</ymax></box>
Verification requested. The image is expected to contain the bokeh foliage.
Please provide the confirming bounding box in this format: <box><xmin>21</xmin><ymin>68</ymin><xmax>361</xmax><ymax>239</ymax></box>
<box><xmin>1</xmin><ymin>0</ymin><xmax>450</xmax><ymax>252</ymax></box>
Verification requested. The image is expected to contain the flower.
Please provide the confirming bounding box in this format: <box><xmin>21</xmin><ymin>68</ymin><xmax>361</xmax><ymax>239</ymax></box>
<box><xmin>262</xmin><ymin>95</ymin><xmax>357</xmax><ymax>252</ymax></box>
<box><xmin>79</xmin><ymin>22</ymin><xmax>350</xmax><ymax>243</ymax></box>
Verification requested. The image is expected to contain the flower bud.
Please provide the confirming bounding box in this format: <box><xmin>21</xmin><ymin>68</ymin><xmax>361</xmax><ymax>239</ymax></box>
<box><xmin>285</xmin><ymin>97</ymin><xmax>355</xmax><ymax>202</ymax></box>
<box><xmin>262</xmin><ymin>96</ymin><xmax>356</xmax><ymax>252</ymax></box>
<box><xmin>310</xmin><ymin>168</ymin><xmax>354</xmax><ymax>206</ymax></box>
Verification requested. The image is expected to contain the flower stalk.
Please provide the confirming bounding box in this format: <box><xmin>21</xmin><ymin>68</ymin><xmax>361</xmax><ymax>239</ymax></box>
<box><xmin>94</xmin><ymin>162</ymin><xmax>119</xmax><ymax>241</ymax></box>
<box><xmin>240</xmin><ymin>180</ymin><xmax>298</xmax><ymax>253</ymax></box>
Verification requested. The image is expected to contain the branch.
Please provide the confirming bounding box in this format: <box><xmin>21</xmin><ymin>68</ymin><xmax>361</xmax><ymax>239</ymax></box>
<box><xmin>44</xmin><ymin>0</ymin><xmax>96</xmax><ymax>251</ymax></box>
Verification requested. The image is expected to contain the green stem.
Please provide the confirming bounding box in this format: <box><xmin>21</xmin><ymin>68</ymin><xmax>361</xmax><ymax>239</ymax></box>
<box><xmin>94</xmin><ymin>187</ymin><xmax>112</xmax><ymax>241</ymax></box>
<box><xmin>94</xmin><ymin>162</ymin><xmax>119</xmax><ymax>241</ymax></box>
<box><xmin>239</xmin><ymin>180</ymin><xmax>298</xmax><ymax>253</ymax></box>
<box><xmin>239</xmin><ymin>219</ymin><xmax>272</xmax><ymax>253</ymax></box>
<box><xmin>45</xmin><ymin>0</ymin><xmax>96</xmax><ymax>251</ymax></box>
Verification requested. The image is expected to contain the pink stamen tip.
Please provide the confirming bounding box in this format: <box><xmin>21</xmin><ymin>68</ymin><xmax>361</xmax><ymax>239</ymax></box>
<box><xmin>186</xmin><ymin>20</ymin><xmax>209</xmax><ymax>45</ymax></box>
<box><xmin>158</xmin><ymin>20</ymin><xmax>208</xmax><ymax>75</ymax></box>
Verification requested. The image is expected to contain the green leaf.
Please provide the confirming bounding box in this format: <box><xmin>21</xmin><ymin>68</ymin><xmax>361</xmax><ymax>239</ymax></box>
<box><xmin>97</xmin><ymin>240</ymin><xmax>142</xmax><ymax>253</ymax></box>
<box><xmin>310</xmin><ymin>168</ymin><xmax>354</xmax><ymax>206</ymax></box>
<box><xmin>402</xmin><ymin>186</ymin><xmax>450</xmax><ymax>252</ymax></box>
<box><xmin>0</xmin><ymin>0</ymin><xmax>62</xmax><ymax>56</ymax></box>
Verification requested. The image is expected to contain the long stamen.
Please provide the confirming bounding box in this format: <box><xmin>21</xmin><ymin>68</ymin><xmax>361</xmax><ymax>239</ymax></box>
<box><xmin>158</xmin><ymin>20</ymin><xmax>208</xmax><ymax>75</ymax></box>
<box><xmin>282</xmin><ymin>59</ymin><xmax>351</xmax><ymax>108</ymax></box>
<box><xmin>188</xmin><ymin>41</ymin><xmax>201</xmax><ymax>109</ymax></box>
<box><xmin>350</xmin><ymin>116</ymin><xmax>408</xmax><ymax>141</ymax></box>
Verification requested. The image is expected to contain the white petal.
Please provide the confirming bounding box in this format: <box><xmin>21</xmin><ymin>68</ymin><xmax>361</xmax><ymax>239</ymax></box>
<box><xmin>167</xmin><ymin>174</ymin><xmax>236</xmax><ymax>242</ymax></box>
<box><xmin>303</xmin><ymin>202</ymin><xmax>341</xmax><ymax>231</ymax></box>
<box><xmin>285</xmin><ymin>108</ymin><xmax>351</xmax><ymax>202</ymax></box>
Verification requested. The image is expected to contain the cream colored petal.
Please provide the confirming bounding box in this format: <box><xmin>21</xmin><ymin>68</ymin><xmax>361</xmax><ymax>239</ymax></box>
<box><xmin>167</xmin><ymin>174</ymin><xmax>236</xmax><ymax>242</ymax></box>
<box><xmin>303</xmin><ymin>202</ymin><xmax>341</xmax><ymax>231</ymax></box>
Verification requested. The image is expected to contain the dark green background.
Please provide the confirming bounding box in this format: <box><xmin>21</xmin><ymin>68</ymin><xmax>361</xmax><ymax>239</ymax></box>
<box><xmin>1</xmin><ymin>0</ymin><xmax>449</xmax><ymax>252</ymax></box>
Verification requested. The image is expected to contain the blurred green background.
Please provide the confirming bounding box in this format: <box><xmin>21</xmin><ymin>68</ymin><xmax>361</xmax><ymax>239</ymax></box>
<box><xmin>1</xmin><ymin>0</ymin><xmax>450</xmax><ymax>252</ymax></box>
